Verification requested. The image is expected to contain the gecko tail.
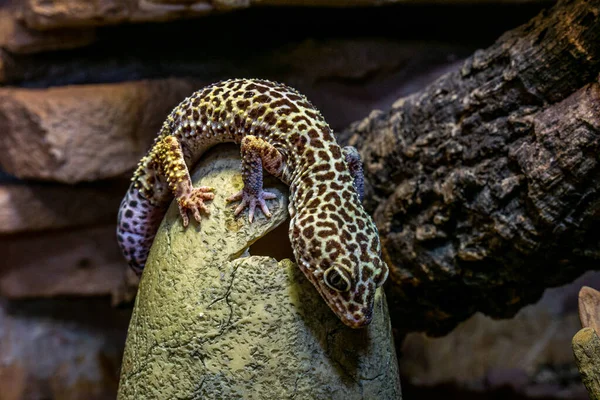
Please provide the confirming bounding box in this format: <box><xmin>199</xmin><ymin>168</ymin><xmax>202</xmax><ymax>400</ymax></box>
<box><xmin>116</xmin><ymin>184</ymin><xmax>168</xmax><ymax>276</ymax></box>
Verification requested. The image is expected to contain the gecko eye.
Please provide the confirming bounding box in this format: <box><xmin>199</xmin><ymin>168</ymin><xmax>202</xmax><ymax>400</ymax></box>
<box><xmin>323</xmin><ymin>266</ymin><xmax>352</xmax><ymax>292</ymax></box>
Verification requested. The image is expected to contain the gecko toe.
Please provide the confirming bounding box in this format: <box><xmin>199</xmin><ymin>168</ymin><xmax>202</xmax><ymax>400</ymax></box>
<box><xmin>226</xmin><ymin>190</ymin><xmax>244</xmax><ymax>202</ymax></box>
<box><xmin>229</xmin><ymin>189</ymin><xmax>276</xmax><ymax>222</ymax></box>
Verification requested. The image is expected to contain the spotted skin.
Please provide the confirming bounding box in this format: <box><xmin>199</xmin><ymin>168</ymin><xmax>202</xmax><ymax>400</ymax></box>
<box><xmin>117</xmin><ymin>78</ymin><xmax>389</xmax><ymax>328</ymax></box>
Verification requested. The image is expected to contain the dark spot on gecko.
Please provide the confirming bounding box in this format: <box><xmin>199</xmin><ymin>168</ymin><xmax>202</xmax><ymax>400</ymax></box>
<box><xmin>330</xmin><ymin>145</ymin><xmax>342</xmax><ymax>159</ymax></box>
<box><xmin>237</xmin><ymin>100</ymin><xmax>250</xmax><ymax>110</ymax></box>
<box><xmin>353</xmin><ymin>284</ymin><xmax>366</xmax><ymax>303</ymax></box>
<box><xmin>339</xmin><ymin>209</ymin><xmax>353</xmax><ymax>223</ymax></box>
<box><xmin>292</xmin><ymin>224</ymin><xmax>301</xmax><ymax>239</ymax></box>
<box><xmin>264</xmin><ymin>112</ymin><xmax>276</xmax><ymax>125</ymax></box>
<box><xmin>193</xmin><ymin>109</ymin><xmax>199</xmax><ymax>120</ymax></box>
<box><xmin>317</xmin><ymin>230</ymin><xmax>332</xmax><ymax>239</ymax></box>
<box><xmin>335</xmin><ymin>162</ymin><xmax>345</xmax><ymax>172</ymax></box>
<box><xmin>330</xmin><ymin>182</ymin><xmax>343</xmax><ymax>191</ymax></box>
<box><xmin>298</xmin><ymin>123</ymin><xmax>307</xmax><ymax>131</ymax></box>
<box><xmin>292</xmin><ymin>115</ymin><xmax>310</xmax><ymax>124</ymax></box>
<box><xmin>361</xmin><ymin>266</ymin><xmax>371</xmax><ymax>282</ymax></box>
<box><xmin>248</xmin><ymin>108</ymin><xmax>259</xmax><ymax>119</ymax></box>
<box><xmin>254</xmin><ymin>85</ymin><xmax>270</xmax><ymax>94</ymax></box>
<box><xmin>297</xmin><ymin>235</ymin><xmax>306</xmax><ymax>251</ymax></box>
<box><xmin>357</xmin><ymin>219</ymin><xmax>365</xmax><ymax>230</ymax></box>
<box><xmin>305</xmin><ymin>110</ymin><xmax>318</xmax><ymax>120</ymax></box>
<box><xmin>316</xmin><ymin>184</ymin><xmax>327</xmax><ymax>196</ymax></box>
<box><xmin>244</xmin><ymin>91</ymin><xmax>255</xmax><ymax>99</ymax></box>
<box><xmin>308</xmin><ymin>129</ymin><xmax>319</xmax><ymax>140</ymax></box>
<box><xmin>272</xmin><ymin>98</ymin><xmax>299</xmax><ymax>113</ymax></box>
<box><xmin>312</xmin><ymin>164</ymin><xmax>329</xmax><ymax>173</ymax></box>
<box><xmin>125</xmin><ymin>210</ymin><xmax>133</xmax><ymax>218</ymax></box>
<box><xmin>256</xmin><ymin>106</ymin><xmax>267</xmax><ymax>117</ymax></box>
<box><xmin>347</xmin><ymin>303</ymin><xmax>358</xmax><ymax>313</ymax></box>
<box><xmin>371</xmin><ymin>237</ymin><xmax>379</xmax><ymax>253</ymax></box>
<box><xmin>324</xmin><ymin>192</ymin><xmax>342</xmax><ymax>206</ymax></box>
<box><xmin>340</xmin><ymin>175</ymin><xmax>353</xmax><ymax>183</ymax></box>
<box><xmin>303</xmin><ymin>226</ymin><xmax>315</xmax><ymax>239</ymax></box>
<box><xmin>329</xmin><ymin>214</ymin><xmax>344</xmax><ymax>228</ymax></box>
<box><xmin>304</xmin><ymin>150</ymin><xmax>316</xmax><ymax>165</ymax></box>
<box><xmin>296</xmin><ymin>136</ymin><xmax>307</xmax><ymax>152</ymax></box>
<box><xmin>307</xmin><ymin>198</ymin><xmax>322</xmax><ymax>208</ymax></box>
<box><xmin>316</xmin><ymin>172</ymin><xmax>336</xmax><ymax>181</ymax></box>
<box><xmin>310</xmin><ymin>246</ymin><xmax>322</xmax><ymax>259</ymax></box>
<box><xmin>122</xmin><ymin>222</ymin><xmax>130</xmax><ymax>229</ymax></box>
<box><xmin>318</xmin><ymin>151</ymin><xmax>330</xmax><ymax>162</ymax></box>
<box><xmin>278</xmin><ymin>120</ymin><xmax>291</xmax><ymax>133</ymax></box>
<box><xmin>255</xmin><ymin>94</ymin><xmax>270</xmax><ymax>103</ymax></box>
<box><xmin>341</xmin><ymin>190</ymin><xmax>353</xmax><ymax>201</ymax></box>
<box><xmin>325</xmin><ymin>240</ymin><xmax>342</xmax><ymax>253</ymax></box>
<box><xmin>323</xmin><ymin>204</ymin><xmax>337</xmax><ymax>212</ymax></box>
<box><xmin>277</xmin><ymin>107</ymin><xmax>292</xmax><ymax>116</ymax></box>
<box><xmin>316</xmin><ymin>221</ymin><xmax>337</xmax><ymax>229</ymax></box>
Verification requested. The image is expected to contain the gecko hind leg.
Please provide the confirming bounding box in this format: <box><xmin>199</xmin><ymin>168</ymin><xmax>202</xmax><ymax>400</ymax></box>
<box><xmin>158</xmin><ymin>135</ymin><xmax>215</xmax><ymax>227</ymax></box>
<box><xmin>227</xmin><ymin>135</ymin><xmax>284</xmax><ymax>223</ymax></box>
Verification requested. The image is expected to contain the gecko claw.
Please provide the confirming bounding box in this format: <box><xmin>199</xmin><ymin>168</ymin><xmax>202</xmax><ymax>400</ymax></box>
<box><xmin>227</xmin><ymin>189</ymin><xmax>277</xmax><ymax>223</ymax></box>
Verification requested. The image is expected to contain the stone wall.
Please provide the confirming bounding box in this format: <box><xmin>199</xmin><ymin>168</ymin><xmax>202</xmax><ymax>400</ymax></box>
<box><xmin>2</xmin><ymin>1</ymin><xmax>583</xmax><ymax>399</ymax></box>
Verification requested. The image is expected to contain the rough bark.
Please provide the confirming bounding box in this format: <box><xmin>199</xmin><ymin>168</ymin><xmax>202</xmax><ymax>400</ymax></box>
<box><xmin>340</xmin><ymin>0</ymin><xmax>600</xmax><ymax>336</ymax></box>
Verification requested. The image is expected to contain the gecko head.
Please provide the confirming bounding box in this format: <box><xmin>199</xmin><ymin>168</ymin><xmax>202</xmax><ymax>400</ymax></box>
<box><xmin>289</xmin><ymin>201</ymin><xmax>389</xmax><ymax>329</ymax></box>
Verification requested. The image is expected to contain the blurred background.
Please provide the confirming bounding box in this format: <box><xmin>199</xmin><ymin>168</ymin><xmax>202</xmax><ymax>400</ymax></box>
<box><xmin>0</xmin><ymin>0</ymin><xmax>594</xmax><ymax>398</ymax></box>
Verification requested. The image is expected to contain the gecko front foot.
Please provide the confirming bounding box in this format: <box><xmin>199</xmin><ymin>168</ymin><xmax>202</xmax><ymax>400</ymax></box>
<box><xmin>226</xmin><ymin>189</ymin><xmax>277</xmax><ymax>223</ymax></box>
<box><xmin>177</xmin><ymin>186</ymin><xmax>215</xmax><ymax>227</ymax></box>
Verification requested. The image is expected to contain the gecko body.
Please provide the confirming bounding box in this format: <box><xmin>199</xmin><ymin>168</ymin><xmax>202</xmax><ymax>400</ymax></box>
<box><xmin>117</xmin><ymin>79</ymin><xmax>388</xmax><ymax>328</ymax></box>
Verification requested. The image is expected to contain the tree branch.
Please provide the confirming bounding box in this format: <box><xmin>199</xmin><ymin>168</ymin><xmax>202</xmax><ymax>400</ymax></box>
<box><xmin>340</xmin><ymin>0</ymin><xmax>600</xmax><ymax>336</ymax></box>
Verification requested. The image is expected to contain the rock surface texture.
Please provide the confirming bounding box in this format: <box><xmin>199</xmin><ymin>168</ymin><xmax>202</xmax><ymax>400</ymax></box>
<box><xmin>401</xmin><ymin>272</ymin><xmax>598</xmax><ymax>399</ymax></box>
<box><xmin>117</xmin><ymin>146</ymin><xmax>401</xmax><ymax>399</ymax></box>
<box><xmin>572</xmin><ymin>286</ymin><xmax>600</xmax><ymax>399</ymax></box>
<box><xmin>340</xmin><ymin>0</ymin><xmax>600</xmax><ymax>336</ymax></box>
<box><xmin>0</xmin><ymin>79</ymin><xmax>202</xmax><ymax>183</ymax></box>
<box><xmin>0</xmin><ymin>297</ymin><xmax>130</xmax><ymax>400</ymax></box>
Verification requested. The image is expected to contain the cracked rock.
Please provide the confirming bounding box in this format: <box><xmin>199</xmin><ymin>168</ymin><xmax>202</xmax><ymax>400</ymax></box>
<box><xmin>117</xmin><ymin>144</ymin><xmax>401</xmax><ymax>399</ymax></box>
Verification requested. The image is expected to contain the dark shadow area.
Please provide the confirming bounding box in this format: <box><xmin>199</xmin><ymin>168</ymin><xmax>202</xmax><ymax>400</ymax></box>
<box><xmin>248</xmin><ymin>216</ymin><xmax>295</xmax><ymax>262</ymax></box>
<box><xmin>3</xmin><ymin>3</ymin><xmax>551</xmax><ymax>88</ymax></box>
